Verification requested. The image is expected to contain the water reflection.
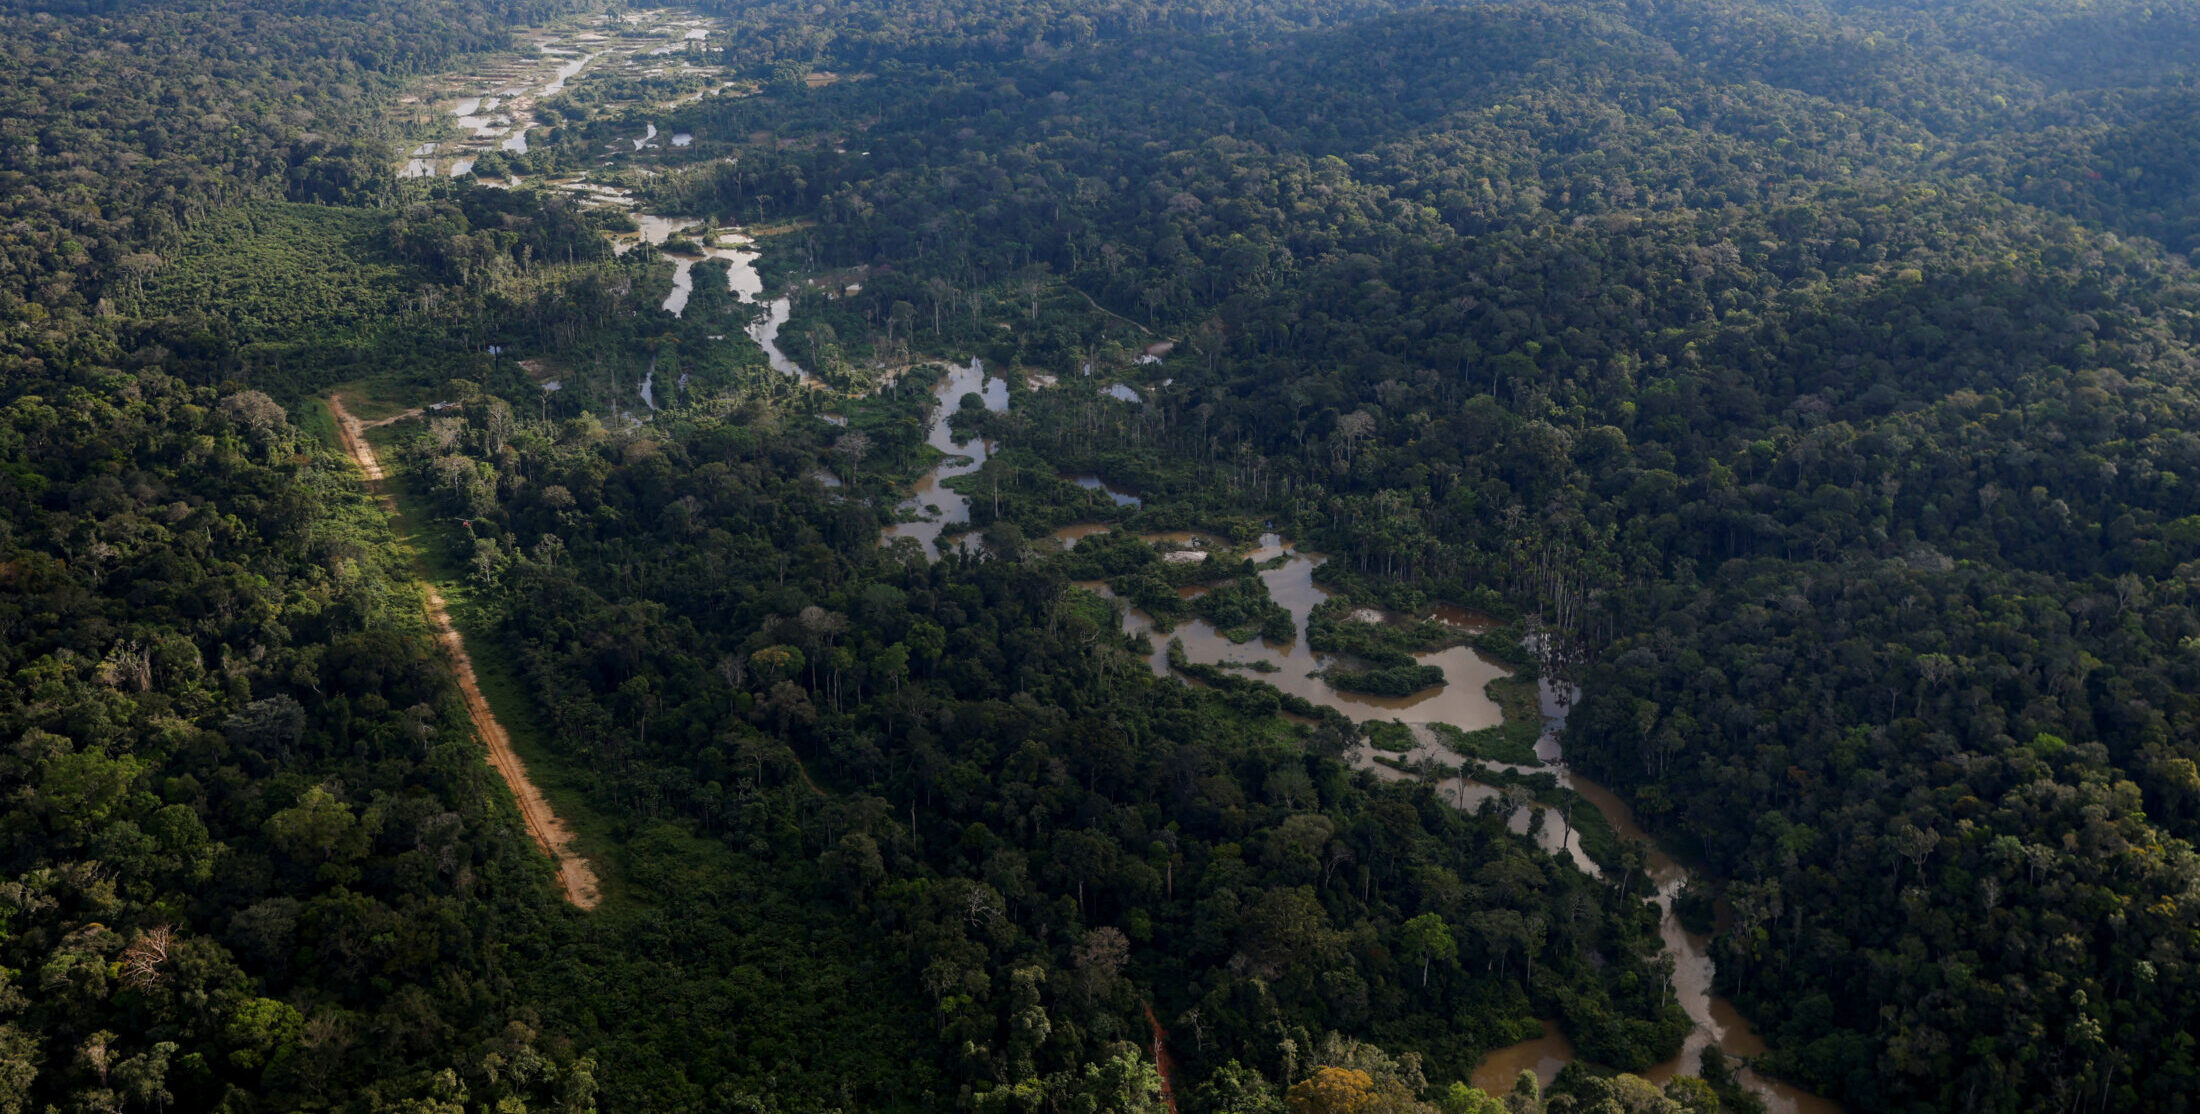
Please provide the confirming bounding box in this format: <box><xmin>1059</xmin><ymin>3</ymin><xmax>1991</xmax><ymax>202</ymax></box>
<box><xmin>747</xmin><ymin>295</ymin><xmax>805</xmax><ymax>379</ymax></box>
<box><xmin>1451</xmin><ymin>686</ymin><xmax>1840</xmax><ymax>1113</ymax></box>
<box><xmin>1066</xmin><ymin>473</ymin><xmax>1142</xmax><ymax>507</ymax></box>
<box><xmin>616</xmin><ymin>216</ymin><xmax>782</xmax><ymax>342</ymax></box>
<box><xmin>542</xmin><ymin>49</ymin><xmax>596</xmax><ymax>96</ymax></box>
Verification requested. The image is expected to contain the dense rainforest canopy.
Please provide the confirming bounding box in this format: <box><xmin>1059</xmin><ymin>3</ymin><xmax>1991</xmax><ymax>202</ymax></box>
<box><xmin>3</xmin><ymin>0</ymin><xmax>2200</xmax><ymax>1112</ymax></box>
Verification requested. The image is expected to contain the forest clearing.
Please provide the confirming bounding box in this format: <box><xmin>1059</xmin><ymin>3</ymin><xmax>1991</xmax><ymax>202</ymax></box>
<box><xmin>330</xmin><ymin>393</ymin><xmax>601</xmax><ymax>908</ymax></box>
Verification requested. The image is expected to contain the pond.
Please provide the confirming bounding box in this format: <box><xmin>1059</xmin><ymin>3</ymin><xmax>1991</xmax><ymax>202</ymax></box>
<box><xmin>746</xmin><ymin>293</ymin><xmax>804</xmax><ymax>378</ymax></box>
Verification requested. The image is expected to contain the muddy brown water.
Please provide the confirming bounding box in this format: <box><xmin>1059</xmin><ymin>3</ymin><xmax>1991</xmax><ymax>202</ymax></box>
<box><xmin>1428</xmin><ymin>602</ymin><xmax>1499</xmax><ymax>629</ymax></box>
<box><xmin>618</xmin><ymin>215</ymin><xmax>765</xmax><ymax>321</ymax></box>
<box><xmin>1530</xmin><ymin>710</ymin><xmax>1840</xmax><ymax>1114</ymax></box>
<box><xmin>1049</xmin><ymin>522</ymin><xmax>1115</xmax><ymax>549</ymax></box>
<box><xmin>590</xmin><ymin>190</ymin><xmax>1836</xmax><ymax>1099</ymax></box>
<box><xmin>1471</xmin><ymin>1021</ymin><xmax>1575</xmax><ymax>1096</ymax></box>
<box><xmin>746</xmin><ymin>295</ymin><xmax>804</xmax><ymax>378</ymax></box>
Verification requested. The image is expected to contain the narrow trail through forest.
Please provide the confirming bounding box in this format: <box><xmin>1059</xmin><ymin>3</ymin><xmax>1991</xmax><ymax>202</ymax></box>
<box><xmin>358</xmin><ymin>406</ymin><xmax>424</xmax><ymax>431</ymax></box>
<box><xmin>1143</xmin><ymin>1002</ymin><xmax>1180</xmax><ymax>1114</ymax></box>
<box><xmin>1070</xmin><ymin>285</ymin><xmax>1158</xmax><ymax>337</ymax></box>
<box><xmin>328</xmin><ymin>394</ymin><xmax>602</xmax><ymax>909</ymax></box>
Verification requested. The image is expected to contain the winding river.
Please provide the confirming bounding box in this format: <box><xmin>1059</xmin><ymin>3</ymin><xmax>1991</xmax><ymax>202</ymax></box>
<box><xmin>879</xmin><ymin>359</ymin><xmax>1009</xmax><ymax>558</ymax></box>
<box><xmin>1045</xmin><ymin>529</ymin><xmax>1838</xmax><ymax>1113</ymax></box>
<box><xmin>826</xmin><ymin>252</ymin><xmax>1832</xmax><ymax>1114</ymax></box>
<box><xmin>874</xmin><ymin>415</ymin><xmax>1813</xmax><ymax>1113</ymax></box>
<box><xmin>607</xmin><ymin>213</ymin><xmax>805</xmax><ymax>382</ymax></box>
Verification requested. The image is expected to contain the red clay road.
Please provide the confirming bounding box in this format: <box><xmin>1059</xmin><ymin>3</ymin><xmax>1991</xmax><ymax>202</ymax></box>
<box><xmin>329</xmin><ymin>394</ymin><xmax>601</xmax><ymax>909</ymax></box>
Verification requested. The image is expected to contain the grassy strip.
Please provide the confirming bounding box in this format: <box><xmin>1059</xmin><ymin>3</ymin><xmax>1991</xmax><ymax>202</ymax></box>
<box><xmin>297</xmin><ymin>396</ymin><xmax>341</xmax><ymax>449</ymax></box>
<box><xmin>357</xmin><ymin>415</ymin><xmax>629</xmax><ymax>904</ymax></box>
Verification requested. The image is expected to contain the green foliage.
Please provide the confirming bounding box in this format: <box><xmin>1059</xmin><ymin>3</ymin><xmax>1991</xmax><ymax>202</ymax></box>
<box><xmin>641</xmin><ymin>0</ymin><xmax>2200</xmax><ymax>1105</ymax></box>
<box><xmin>10</xmin><ymin>0</ymin><xmax>2200</xmax><ymax>1109</ymax></box>
<box><xmin>1364</xmin><ymin>722</ymin><xmax>1417</xmax><ymax>754</ymax></box>
<box><xmin>1323</xmin><ymin>663</ymin><xmax>1446</xmax><ymax>698</ymax></box>
<box><xmin>1669</xmin><ymin>882</ymin><xmax>1715</xmax><ymax>938</ymax></box>
<box><xmin>0</xmin><ymin>371</ymin><xmax>586</xmax><ymax>1110</ymax></box>
<box><xmin>136</xmin><ymin>204</ymin><xmax>422</xmax><ymax>341</ymax></box>
<box><xmin>0</xmin><ymin>0</ymin><xmax>593</xmax><ymax>318</ymax></box>
<box><xmin>376</xmin><ymin>357</ymin><xmax>1688</xmax><ymax>1101</ymax></box>
<box><xmin>1192</xmin><ymin>576</ymin><xmax>1297</xmax><ymax>644</ymax></box>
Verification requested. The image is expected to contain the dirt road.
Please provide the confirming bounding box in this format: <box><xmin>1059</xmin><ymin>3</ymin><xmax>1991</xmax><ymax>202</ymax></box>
<box><xmin>1144</xmin><ymin>1002</ymin><xmax>1181</xmax><ymax>1114</ymax></box>
<box><xmin>328</xmin><ymin>394</ymin><xmax>601</xmax><ymax>909</ymax></box>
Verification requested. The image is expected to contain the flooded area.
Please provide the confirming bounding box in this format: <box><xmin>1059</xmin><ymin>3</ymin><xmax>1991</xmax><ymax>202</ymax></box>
<box><xmin>1533</xmin><ymin>724</ymin><xmax>1841</xmax><ymax>1114</ymax></box>
<box><xmin>541</xmin><ymin>48</ymin><xmax>596</xmax><ymax>96</ymax></box>
<box><xmin>393</xmin><ymin>13</ymin><xmax>1830</xmax><ymax>1110</ymax></box>
<box><xmin>613</xmin><ymin>215</ymin><xmax>759</xmax><ymax>319</ymax></box>
<box><xmin>603</xmin><ymin>214</ymin><xmax>804</xmax><ymax>375</ymax></box>
<box><xmin>1050</xmin><ymin>523</ymin><xmax>1117</xmax><ymax>549</ymax></box>
<box><xmin>1084</xmin><ymin>536</ymin><xmax>1515</xmax><ymax>726</ymax></box>
<box><xmin>393</xmin><ymin>10</ymin><xmax>726</xmax><ymax>179</ymax></box>
<box><xmin>880</xmin><ymin>360</ymin><xmax>1009</xmax><ymax>559</ymax></box>
<box><xmin>389</xmin><ymin>8</ymin><xmax>811</xmax><ymax>401</ymax></box>
<box><xmin>615</xmin><ymin>219</ymin><xmax>795</xmax><ymax>376</ymax></box>
<box><xmin>1426</xmin><ymin>684</ymin><xmax>1837</xmax><ymax>1113</ymax></box>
